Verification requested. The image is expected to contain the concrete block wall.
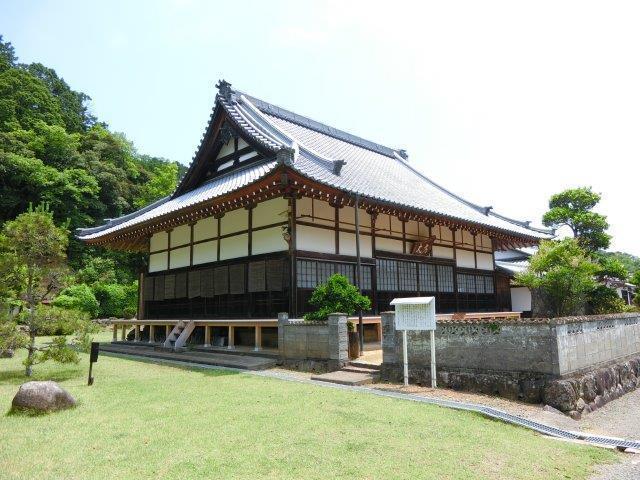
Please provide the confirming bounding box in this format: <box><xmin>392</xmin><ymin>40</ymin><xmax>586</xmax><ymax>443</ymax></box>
<box><xmin>556</xmin><ymin>315</ymin><xmax>640</xmax><ymax>375</ymax></box>
<box><xmin>277</xmin><ymin>313</ymin><xmax>348</xmax><ymax>371</ymax></box>
<box><xmin>381</xmin><ymin>311</ymin><xmax>640</xmax><ymax>406</ymax></box>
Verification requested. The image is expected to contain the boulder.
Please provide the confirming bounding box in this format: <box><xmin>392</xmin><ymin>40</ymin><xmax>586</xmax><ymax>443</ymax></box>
<box><xmin>11</xmin><ymin>381</ymin><xmax>76</xmax><ymax>413</ymax></box>
<box><xmin>580</xmin><ymin>374</ymin><xmax>597</xmax><ymax>402</ymax></box>
<box><xmin>543</xmin><ymin>380</ymin><xmax>578</xmax><ymax>412</ymax></box>
<box><xmin>0</xmin><ymin>349</ymin><xmax>14</xmax><ymax>358</ymax></box>
<box><xmin>576</xmin><ymin>398</ymin><xmax>586</xmax><ymax>412</ymax></box>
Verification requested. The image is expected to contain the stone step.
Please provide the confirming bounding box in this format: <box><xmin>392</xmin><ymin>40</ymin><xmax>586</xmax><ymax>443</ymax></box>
<box><xmin>311</xmin><ymin>370</ymin><xmax>376</xmax><ymax>386</ymax></box>
<box><xmin>342</xmin><ymin>365</ymin><xmax>380</xmax><ymax>375</ymax></box>
<box><xmin>348</xmin><ymin>360</ymin><xmax>381</xmax><ymax>371</ymax></box>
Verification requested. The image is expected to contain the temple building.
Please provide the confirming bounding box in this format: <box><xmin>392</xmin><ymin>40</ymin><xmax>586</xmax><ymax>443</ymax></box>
<box><xmin>77</xmin><ymin>81</ymin><xmax>551</xmax><ymax>348</ymax></box>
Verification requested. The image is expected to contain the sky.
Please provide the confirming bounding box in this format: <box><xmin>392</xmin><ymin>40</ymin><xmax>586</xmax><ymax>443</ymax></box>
<box><xmin>2</xmin><ymin>0</ymin><xmax>639</xmax><ymax>255</ymax></box>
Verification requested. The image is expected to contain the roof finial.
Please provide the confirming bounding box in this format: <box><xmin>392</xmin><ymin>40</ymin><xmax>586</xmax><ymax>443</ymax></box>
<box><xmin>333</xmin><ymin>160</ymin><xmax>347</xmax><ymax>175</ymax></box>
<box><xmin>397</xmin><ymin>149</ymin><xmax>409</xmax><ymax>160</ymax></box>
<box><xmin>216</xmin><ymin>79</ymin><xmax>234</xmax><ymax>102</ymax></box>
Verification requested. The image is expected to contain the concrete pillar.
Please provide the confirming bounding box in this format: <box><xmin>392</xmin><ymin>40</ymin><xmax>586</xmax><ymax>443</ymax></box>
<box><xmin>204</xmin><ymin>325</ymin><xmax>211</xmax><ymax>347</ymax></box>
<box><xmin>148</xmin><ymin>325</ymin><xmax>155</xmax><ymax>343</ymax></box>
<box><xmin>121</xmin><ymin>324</ymin><xmax>126</xmax><ymax>341</ymax></box>
<box><xmin>113</xmin><ymin>324</ymin><xmax>118</xmax><ymax>342</ymax></box>
<box><xmin>328</xmin><ymin>313</ymin><xmax>348</xmax><ymax>370</ymax></box>
<box><xmin>381</xmin><ymin>311</ymin><xmax>397</xmax><ymax>365</ymax></box>
<box><xmin>277</xmin><ymin>312</ymin><xmax>289</xmax><ymax>357</ymax></box>
<box><xmin>254</xmin><ymin>325</ymin><xmax>262</xmax><ymax>351</ymax></box>
<box><xmin>134</xmin><ymin>324</ymin><xmax>140</xmax><ymax>342</ymax></box>
<box><xmin>228</xmin><ymin>325</ymin><xmax>235</xmax><ymax>349</ymax></box>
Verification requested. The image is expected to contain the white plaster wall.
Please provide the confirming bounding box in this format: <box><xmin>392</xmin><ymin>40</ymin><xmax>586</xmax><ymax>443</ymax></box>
<box><xmin>237</xmin><ymin>137</ymin><xmax>249</xmax><ymax>149</ymax></box>
<box><xmin>149</xmin><ymin>251</ymin><xmax>168</xmax><ymax>272</ymax></box>
<box><xmin>456</xmin><ymin>249</ymin><xmax>476</xmax><ymax>268</ymax></box>
<box><xmin>170</xmin><ymin>246</ymin><xmax>190</xmax><ymax>269</ymax></box>
<box><xmin>511</xmin><ymin>287</ymin><xmax>532</xmax><ymax>312</ymax></box>
<box><xmin>476</xmin><ymin>252</ymin><xmax>494</xmax><ymax>270</ymax></box>
<box><xmin>376</xmin><ymin>213</ymin><xmax>391</xmax><ymax>235</ymax></box>
<box><xmin>220</xmin><ymin>233</ymin><xmax>248</xmax><ymax>260</ymax></box>
<box><xmin>432</xmin><ymin>245</ymin><xmax>454</xmax><ymax>259</ymax></box>
<box><xmin>296</xmin><ymin>225</ymin><xmax>335</xmax><ymax>254</ymax></box>
<box><xmin>193</xmin><ymin>240</ymin><xmax>217</xmax><ymax>265</ymax></box>
<box><xmin>253</xmin><ymin>197</ymin><xmax>288</xmax><ymax>228</ymax></box>
<box><xmin>194</xmin><ymin>217</ymin><xmax>217</xmax><ymax>242</ymax></box>
<box><xmin>170</xmin><ymin>224</ymin><xmax>191</xmax><ymax>247</ymax></box>
<box><xmin>218</xmin><ymin>139</ymin><xmax>234</xmax><ymax>158</ymax></box>
<box><xmin>480</xmin><ymin>234</ymin><xmax>493</xmax><ymax>251</ymax></box>
<box><xmin>437</xmin><ymin>226</ymin><xmax>454</xmax><ymax>244</ymax></box>
<box><xmin>150</xmin><ymin>231</ymin><xmax>168</xmax><ymax>252</ymax></box>
<box><xmin>221</xmin><ymin>208</ymin><xmax>248</xmax><ymax>235</ymax></box>
<box><xmin>405</xmin><ymin>220</ymin><xmax>420</xmax><ymax>240</ymax></box>
<box><xmin>253</xmin><ymin>227</ymin><xmax>288</xmax><ymax>255</ymax></box>
<box><xmin>376</xmin><ymin>236</ymin><xmax>404</xmax><ymax>254</ymax></box>
<box><xmin>339</xmin><ymin>232</ymin><xmax>373</xmax><ymax>258</ymax></box>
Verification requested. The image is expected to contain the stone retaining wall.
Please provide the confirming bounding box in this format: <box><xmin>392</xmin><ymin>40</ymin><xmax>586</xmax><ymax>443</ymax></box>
<box><xmin>380</xmin><ymin>312</ymin><xmax>640</xmax><ymax>412</ymax></box>
<box><xmin>277</xmin><ymin>312</ymin><xmax>348</xmax><ymax>372</ymax></box>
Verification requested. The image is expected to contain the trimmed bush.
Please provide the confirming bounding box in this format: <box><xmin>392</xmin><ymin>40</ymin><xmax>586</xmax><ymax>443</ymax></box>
<box><xmin>93</xmin><ymin>281</ymin><xmax>138</xmax><ymax>318</ymax></box>
<box><xmin>52</xmin><ymin>284</ymin><xmax>99</xmax><ymax>318</ymax></box>
<box><xmin>304</xmin><ymin>274</ymin><xmax>371</xmax><ymax>321</ymax></box>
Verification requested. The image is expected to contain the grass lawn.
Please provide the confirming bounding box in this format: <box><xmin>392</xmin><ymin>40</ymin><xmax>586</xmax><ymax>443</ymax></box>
<box><xmin>0</xmin><ymin>332</ymin><xmax>616</xmax><ymax>479</ymax></box>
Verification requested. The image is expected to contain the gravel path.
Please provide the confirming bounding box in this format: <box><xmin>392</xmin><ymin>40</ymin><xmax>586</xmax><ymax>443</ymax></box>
<box><xmin>588</xmin><ymin>455</ymin><xmax>640</xmax><ymax>480</ymax></box>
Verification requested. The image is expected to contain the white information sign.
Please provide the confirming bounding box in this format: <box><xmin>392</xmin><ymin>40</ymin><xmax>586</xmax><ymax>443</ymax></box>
<box><xmin>390</xmin><ymin>297</ymin><xmax>436</xmax><ymax>331</ymax></box>
<box><xmin>390</xmin><ymin>296</ymin><xmax>437</xmax><ymax>388</ymax></box>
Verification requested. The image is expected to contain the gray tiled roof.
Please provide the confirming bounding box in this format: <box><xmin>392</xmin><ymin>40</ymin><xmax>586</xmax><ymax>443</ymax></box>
<box><xmin>78</xmin><ymin>81</ymin><xmax>553</xmax><ymax>241</ymax></box>
<box><xmin>77</xmin><ymin>161</ymin><xmax>277</xmax><ymax>240</ymax></box>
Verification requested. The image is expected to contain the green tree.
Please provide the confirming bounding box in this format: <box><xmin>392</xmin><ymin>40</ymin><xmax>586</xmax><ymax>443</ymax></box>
<box><xmin>0</xmin><ymin>68</ymin><xmax>64</xmax><ymax>131</ymax></box>
<box><xmin>0</xmin><ymin>204</ymin><xmax>94</xmax><ymax>376</ymax></box>
<box><xmin>133</xmin><ymin>160</ymin><xmax>179</xmax><ymax>208</ymax></box>
<box><xmin>542</xmin><ymin>187</ymin><xmax>611</xmax><ymax>252</ymax></box>
<box><xmin>517</xmin><ymin>239</ymin><xmax>599</xmax><ymax>317</ymax></box>
<box><xmin>0</xmin><ymin>35</ymin><xmax>17</xmax><ymax>72</ymax></box>
<box><xmin>630</xmin><ymin>271</ymin><xmax>640</xmax><ymax>288</ymax></box>
<box><xmin>305</xmin><ymin>274</ymin><xmax>371</xmax><ymax>321</ymax></box>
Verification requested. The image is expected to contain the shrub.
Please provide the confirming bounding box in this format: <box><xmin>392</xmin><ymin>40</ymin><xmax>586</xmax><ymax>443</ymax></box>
<box><xmin>517</xmin><ymin>239</ymin><xmax>599</xmax><ymax>317</ymax></box>
<box><xmin>93</xmin><ymin>281</ymin><xmax>137</xmax><ymax>318</ymax></box>
<box><xmin>304</xmin><ymin>274</ymin><xmax>371</xmax><ymax>321</ymax></box>
<box><xmin>52</xmin><ymin>284</ymin><xmax>99</xmax><ymax>317</ymax></box>
<box><xmin>587</xmin><ymin>285</ymin><xmax>626</xmax><ymax>314</ymax></box>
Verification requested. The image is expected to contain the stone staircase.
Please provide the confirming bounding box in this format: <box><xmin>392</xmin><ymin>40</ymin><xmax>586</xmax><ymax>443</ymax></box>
<box><xmin>160</xmin><ymin>320</ymin><xmax>195</xmax><ymax>351</ymax></box>
<box><xmin>311</xmin><ymin>361</ymin><xmax>380</xmax><ymax>386</ymax></box>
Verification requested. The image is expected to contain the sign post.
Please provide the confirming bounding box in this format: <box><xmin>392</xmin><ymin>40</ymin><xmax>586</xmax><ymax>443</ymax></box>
<box><xmin>390</xmin><ymin>297</ymin><xmax>437</xmax><ymax>388</ymax></box>
<box><xmin>88</xmin><ymin>341</ymin><xmax>99</xmax><ymax>386</ymax></box>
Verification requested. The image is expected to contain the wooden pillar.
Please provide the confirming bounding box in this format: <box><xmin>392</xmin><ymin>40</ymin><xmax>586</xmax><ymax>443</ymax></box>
<box><xmin>121</xmin><ymin>324</ymin><xmax>126</xmax><ymax>341</ymax></box>
<box><xmin>134</xmin><ymin>324</ymin><xmax>140</xmax><ymax>342</ymax></box>
<box><xmin>204</xmin><ymin>325</ymin><xmax>211</xmax><ymax>347</ymax></box>
<box><xmin>254</xmin><ymin>325</ymin><xmax>262</xmax><ymax>351</ymax></box>
<box><xmin>165</xmin><ymin>324</ymin><xmax>171</xmax><ymax>338</ymax></box>
<box><xmin>112</xmin><ymin>324</ymin><xmax>118</xmax><ymax>342</ymax></box>
<box><xmin>138</xmin><ymin>272</ymin><xmax>145</xmax><ymax>321</ymax></box>
<box><xmin>148</xmin><ymin>325</ymin><xmax>155</xmax><ymax>343</ymax></box>
<box><xmin>376</xmin><ymin>321</ymin><xmax>382</xmax><ymax>343</ymax></box>
<box><xmin>228</xmin><ymin>325</ymin><xmax>235</xmax><ymax>349</ymax></box>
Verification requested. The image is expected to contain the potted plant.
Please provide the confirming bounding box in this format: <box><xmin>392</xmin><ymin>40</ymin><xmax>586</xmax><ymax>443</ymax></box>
<box><xmin>304</xmin><ymin>274</ymin><xmax>371</xmax><ymax>359</ymax></box>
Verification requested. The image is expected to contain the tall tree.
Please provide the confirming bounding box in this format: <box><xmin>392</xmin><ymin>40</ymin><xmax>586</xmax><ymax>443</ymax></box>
<box><xmin>0</xmin><ymin>204</ymin><xmax>93</xmax><ymax>376</ymax></box>
<box><xmin>542</xmin><ymin>187</ymin><xmax>611</xmax><ymax>252</ymax></box>
<box><xmin>0</xmin><ymin>35</ymin><xmax>17</xmax><ymax>71</ymax></box>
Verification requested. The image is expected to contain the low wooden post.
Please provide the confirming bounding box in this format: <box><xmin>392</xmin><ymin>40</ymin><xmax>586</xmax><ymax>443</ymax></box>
<box><xmin>228</xmin><ymin>325</ymin><xmax>235</xmax><ymax>350</ymax></box>
<box><xmin>376</xmin><ymin>322</ymin><xmax>383</xmax><ymax>343</ymax></box>
<box><xmin>148</xmin><ymin>325</ymin><xmax>155</xmax><ymax>343</ymax></box>
<box><xmin>112</xmin><ymin>324</ymin><xmax>118</xmax><ymax>342</ymax></box>
<box><xmin>134</xmin><ymin>325</ymin><xmax>140</xmax><ymax>342</ymax></box>
<box><xmin>204</xmin><ymin>326</ymin><xmax>211</xmax><ymax>347</ymax></box>
<box><xmin>254</xmin><ymin>325</ymin><xmax>262</xmax><ymax>351</ymax></box>
<box><xmin>121</xmin><ymin>324</ymin><xmax>126</xmax><ymax>341</ymax></box>
<box><xmin>165</xmin><ymin>325</ymin><xmax>171</xmax><ymax>338</ymax></box>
